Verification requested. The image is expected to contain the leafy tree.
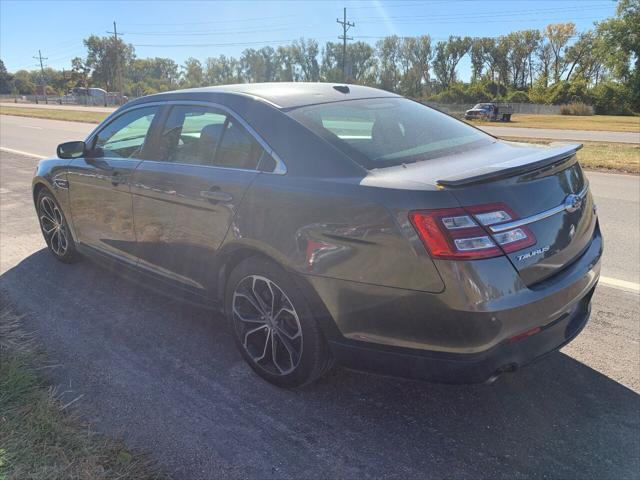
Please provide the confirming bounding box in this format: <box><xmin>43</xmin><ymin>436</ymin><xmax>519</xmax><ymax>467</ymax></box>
<box><xmin>240</xmin><ymin>47</ymin><xmax>276</xmax><ymax>83</ymax></box>
<box><xmin>597</xmin><ymin>0</ymin><xmax>639</xmax><ymax>110</ymax></box>
<box><xmin>205</xmin><ymin>55</ymin><xmax>240</xmax><ymax>85</ymax></box>
<box><xmin>0</xmin><ymin>59</ymin><xmax>12</xmax><ymax>93</ymax></box>
<box><xmin>11</xmin><ymin>70</ymin><xmax>35</xmax><ymax>94</ymax></box>
<box><xmin>398</xmin><ymin>36</ymin><xmax>432</xmax><ymax>96</ymax></box>
<box><xmin>84</xmin><ymin>35</ymin><xmax>135</xmax><ymax>92</ymax></box>
<box><xmin>376</xmin><ymin>35</ymin><xmax>402</xmax><ymax>90</ymax></box>
<box><xmin>544</xmin><ymin>23</ymin><xmax>577</xmax><ymax>82</ymax></box>
<box><xmin>291</xmin><ymin>38</ymin><xmax>320</xmax><ymax>82</ymax></box>
<box><xmin>432</xmin><ymin>36</ymin><xmax>472</xmax><ymax>87</ymax></box>
<box><xmin>71</xmin><ymin>57</ymin><xmax>91</xmax><ymax>88</ymax></box>
<box><xmin>181</xmin><ymin>57</ymin><xmax>203</xmax><ymax>87</ymax></box>
<box><xmin>321</xmin><ymin>41</ymin><xmax>376</xmax><ymax>84</ymax></box>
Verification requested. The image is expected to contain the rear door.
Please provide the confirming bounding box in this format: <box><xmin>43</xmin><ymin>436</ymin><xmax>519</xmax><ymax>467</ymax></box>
<box><xmin>67</xmin><ymin>105</ymin><xmax>160</xmax><ymax>263</ymax></box>
<box><xmin>129</xmin><ymin>103</ymin><xmax>267</xmax><ymax>293</ymax></box>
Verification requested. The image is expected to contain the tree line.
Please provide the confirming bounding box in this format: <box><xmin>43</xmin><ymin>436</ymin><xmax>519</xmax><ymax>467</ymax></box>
<box><xmin>0</xmin><ymin>0</ymin><xmax>637</xmax><ymax>114</ymax></box>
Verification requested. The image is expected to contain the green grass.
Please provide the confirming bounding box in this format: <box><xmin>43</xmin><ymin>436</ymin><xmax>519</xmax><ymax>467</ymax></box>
<box><xmin>0</xmin><ymin>308</ymin><xmax>164</xmax><ymax>480</ymax></box>
<box><xmin>0</xmin><ymin>106</ymin><xmax>108</xmax><ymax>123</ymax></box>
<box><xmin>500</xmin><ymin>137</ymin><xmax>640</xmax><ymax>174</ymax></box>
<box><xmin>466</xmin><ymin>114</ymin><xmax>640</xmax><ymax>132</ymax></box>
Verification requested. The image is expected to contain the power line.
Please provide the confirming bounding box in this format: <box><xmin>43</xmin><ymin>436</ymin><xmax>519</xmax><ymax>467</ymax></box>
<box><xmin>354</xmin><ymin>3</ymin><xmax>612</xmax><ymax>21</ymax></box>
<box><xmin>122</xmin><ymin>14</ymin><xmax>298</xmax><ymax>27</ymax></box>
<box><xmin>337</xmin><ymin>7</ymin><xmax>355</xmax><ymax>82</ymax></box>
<box><xmin>124</xmin><ymin>25</ymin><xmax>310</xmax><ymax>37</ymax></box>
<box><xmin>132</xmin><ymin>38</ymin><xmax>334</xmax><ymax>48</ymax></box>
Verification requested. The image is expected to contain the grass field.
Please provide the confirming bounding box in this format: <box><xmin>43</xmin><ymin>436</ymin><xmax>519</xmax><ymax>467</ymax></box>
<box><xmin>0</xmin><ymin>308</ymin><xmax>162</xmax><ymax>480</ymax></box>
<box><xmin>0</xmin><ymin>106</ymin><xmax>107</xmax><ymax>123</ymax></box>
<box><xmin>500</xmin><ymin>137</ymin><xmax>640</xmax><ymax>174</ymax></box>
<box><xmin>468</xmin><ymin>114</ymin><xmax>640</xmax><ymax>132</ymax></box>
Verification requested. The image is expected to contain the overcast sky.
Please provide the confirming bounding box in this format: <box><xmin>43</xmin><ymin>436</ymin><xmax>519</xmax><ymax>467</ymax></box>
<box><xmin>0</xmin><ymin>0</ymin><xmax>618</xmax><ymax>81</ymax></box>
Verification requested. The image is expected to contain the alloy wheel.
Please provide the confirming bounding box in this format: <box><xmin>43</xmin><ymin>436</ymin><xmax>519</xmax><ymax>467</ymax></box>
<box><xmin>39</xmin><ymin>195</ymin><xmax>68</xmax><ymax>257</ymax></box>
<box><xmin>232</xmin><ymin>275</ymin><xmax>303</xmax><ymax>376</ymax></box>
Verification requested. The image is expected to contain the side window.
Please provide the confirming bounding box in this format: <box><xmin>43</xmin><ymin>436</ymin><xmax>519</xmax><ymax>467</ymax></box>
<box><xmin>214</xmin><ymin>119</ymin><xmax>264</xmax><ymax>170</ymax></box>
<box><xmin>93</xmin><ymin>106</ymin><xmax>158</xmax><ymax>159</ymax></box>
<box><xmin>159</xmin><ymin>106</ymin><xmax>227</xmax><ymax>165</ymax></box>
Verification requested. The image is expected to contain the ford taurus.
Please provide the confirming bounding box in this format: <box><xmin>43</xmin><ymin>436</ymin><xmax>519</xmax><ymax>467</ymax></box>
<box><xmin>32</xmin><ymin>83</ymin><xmax>602</xmax><ymax>387</ymax></box>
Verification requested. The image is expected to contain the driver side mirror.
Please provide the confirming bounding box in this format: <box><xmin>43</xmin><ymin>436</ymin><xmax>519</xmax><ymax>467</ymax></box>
<box><xmin>57</xmin><ymin>141</ymin><xmax>86</xmax><ymax>159</ymax></box>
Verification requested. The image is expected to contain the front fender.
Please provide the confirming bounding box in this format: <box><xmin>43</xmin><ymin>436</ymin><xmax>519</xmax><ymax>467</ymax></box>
<box><xmin>32</xmin><ymin>157</ymin><xmax>76</xmax><ymax>240</ymax></box>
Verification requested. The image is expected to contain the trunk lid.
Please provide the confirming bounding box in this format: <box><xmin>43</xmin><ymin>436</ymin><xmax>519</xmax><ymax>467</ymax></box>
<box><xmin>447</xmin><ymin>156</ymin><xmax>595</xmax><ymax>286</ymax></box>
<box><xmin>367</xmin><ymin>140</ymin><xmax>597</xmax><ymax>286</ymax></box>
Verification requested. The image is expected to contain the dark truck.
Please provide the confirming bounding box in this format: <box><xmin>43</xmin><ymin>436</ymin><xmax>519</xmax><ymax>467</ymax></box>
<box><xmin>465</xmin><ymin>102</ymin><xmax>513</xmax><ymax>121</ymax></box>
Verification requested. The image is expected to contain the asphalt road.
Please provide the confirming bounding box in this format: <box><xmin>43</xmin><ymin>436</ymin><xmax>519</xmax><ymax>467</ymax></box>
<box><xmin>1</xmin><ymin>122</ymin><xmax>639</xmax><ymax>478</ymax></box>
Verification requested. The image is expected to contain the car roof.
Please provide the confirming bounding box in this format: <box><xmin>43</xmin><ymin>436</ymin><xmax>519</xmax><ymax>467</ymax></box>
<box><xmin>153</xmin><ymin>82</ymin><xmax>400</xmax><ymax>109</ymax></box>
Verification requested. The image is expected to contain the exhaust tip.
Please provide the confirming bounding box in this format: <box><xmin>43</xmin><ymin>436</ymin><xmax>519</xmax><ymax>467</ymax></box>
<box><xmin>484</xmin><ymin>364</ymin><xmax>518</xmax><ymax>385</ymax></box>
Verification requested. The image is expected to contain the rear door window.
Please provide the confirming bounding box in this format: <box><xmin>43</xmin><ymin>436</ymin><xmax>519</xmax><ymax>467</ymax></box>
<box><xmin>214</xmin><ymin>119</ymin><xmax>264</xmax><ymax>170</ymax></box>
<box><xmin>159</xmin><ymin>106</ymin><xmax>228</xmax><ymax>165</ymax></box>
<box><xmin>157</xmin><ymin>105</ymin><xmax>265</xmax><ymax>170</ymax></box>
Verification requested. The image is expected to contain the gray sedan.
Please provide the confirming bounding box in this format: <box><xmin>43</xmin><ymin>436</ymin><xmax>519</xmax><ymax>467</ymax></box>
<box><xmin>32</xmin><ymin>83</ymin><xmax>602</xmax><ymax>387</ymax></box>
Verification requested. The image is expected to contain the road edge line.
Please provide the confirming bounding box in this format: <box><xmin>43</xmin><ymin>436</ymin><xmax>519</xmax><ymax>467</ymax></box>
<box><xmin>0</xmin><ymin>147</ymin><xmax>46</xmax><ymax>159</ymax></box>
<box><xmin>600</xmin><ymin>276</ymin><xmax>640</xmax><ymax>294</ymax></box>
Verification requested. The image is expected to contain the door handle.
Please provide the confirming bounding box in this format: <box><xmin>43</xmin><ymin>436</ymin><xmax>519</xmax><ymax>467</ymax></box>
<box><xmin>200</xmin><ymin>189</ymin><xmax>233</xmax><ymax>202</ymax></box>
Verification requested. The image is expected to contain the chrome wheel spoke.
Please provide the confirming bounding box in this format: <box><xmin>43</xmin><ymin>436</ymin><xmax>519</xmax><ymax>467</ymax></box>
<box><xmin>40</xmin><ymin>197</ymin><xmax>55</xmax><ymax>220</ymax></box>
<box><xmin>58</xmin><ymin>228</ymin><xmax>68</xmax><ymax>253</ymax></box>
<box><xmin>273</xmin><ymin>306</ymin><xmax>302</xmax><ymax>340</ymax></box>
<box><xmin>40</xmin><ymin>216</ymin><xmax>57</xmax><ymax>234</ymax></box>
<box><xmin>233</xmin><ymin>274</ymin><xmax>303</xmax><ymax>376</ymax></box>
<box><xmin>39</xmin><ymin>196</ymin><xmax>68</xmax><ymax>257</ymax></box>
<box><xmin>50</xmin><ymin>229</ymin><xmax>61</xmax><ymax>255</ymax></box>
<box><xmin>233</xmin><ymin>291</ymin><xmax>267</xmax><ymax>323</ymax></box>
<box><xmin>273</xmin><ymin>331</ymin><xmax>297</xmax><ymax>373</ymax></box>
<box><xmin>53</xmin><ymin>206</ymin><xmax>63</xmax><ymax>224</ymax></box>
<box><xmin>244</xmin><ymin>325</ymin><xmax>270</xmax><ymax>362</ymax></box>
<box><xmin>252</xmin><ymin>277</ymin><xmax>274</xmax><ymax>317</ymax></box>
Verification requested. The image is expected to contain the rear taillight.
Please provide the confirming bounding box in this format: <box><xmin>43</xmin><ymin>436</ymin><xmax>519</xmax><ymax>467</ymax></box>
<box><xmin>409</xmin><ymin>203</ymin><xmax>536</xmax><ymax>260</ymax></box>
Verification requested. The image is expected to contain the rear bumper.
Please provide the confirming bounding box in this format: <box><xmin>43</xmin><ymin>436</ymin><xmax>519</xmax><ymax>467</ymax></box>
<box><xmin>305</xmin><ymin>222</ymin><xmax>602</xmax><ymax>383</ymax></box>
<box><xmin>328</xmin><ymin>286</ymin><xmax>593</xmax><ymax>383</ymax></box>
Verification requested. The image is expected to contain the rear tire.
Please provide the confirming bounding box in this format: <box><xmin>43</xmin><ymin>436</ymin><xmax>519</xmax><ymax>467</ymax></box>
<box><xmin>36</xmin><ymin>188</ymin><xmax>79</xmax><ymax>263</ymax></box>
<box><xmin>225</xmin><ymin>256</ymin><xmax>334</xmax><ymax>388</ymax></box>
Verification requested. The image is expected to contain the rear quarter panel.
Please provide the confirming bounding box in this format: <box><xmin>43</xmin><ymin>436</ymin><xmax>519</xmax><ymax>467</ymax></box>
<box><xmin>227</xmin><ymin>173</ymin><xmax>452</xmax><ymax>293</ymax></box>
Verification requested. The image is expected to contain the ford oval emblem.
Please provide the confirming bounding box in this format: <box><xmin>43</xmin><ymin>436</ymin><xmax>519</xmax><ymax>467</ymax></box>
<box><xmin>564</xmin><ymin>194</ymin><xmax>582</xmax><ymax>213</ymax></box>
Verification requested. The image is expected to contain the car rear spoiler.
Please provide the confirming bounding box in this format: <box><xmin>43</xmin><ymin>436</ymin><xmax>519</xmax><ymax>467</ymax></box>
<box><xmin>436</xmin><ymin>143</ymin><xmax>583</xmax><ymax>188</ymax></box>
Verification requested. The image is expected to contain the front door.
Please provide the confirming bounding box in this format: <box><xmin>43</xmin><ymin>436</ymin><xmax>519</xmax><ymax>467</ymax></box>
<box><xmin>129</xmin><ymin>104</ymin><xmax>264</xmax><ymax>293</ymax></box>
<box><xmin>67</xmin><ymin>106</ymin><xmax>160</xmax><ymax>264</ymax></box>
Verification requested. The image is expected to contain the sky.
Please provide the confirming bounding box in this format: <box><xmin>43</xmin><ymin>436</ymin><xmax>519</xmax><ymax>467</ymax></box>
<box><xmin>0</xmin><ymin>0</ymin><xmax>619</xmax><ymax>82</ymax></box>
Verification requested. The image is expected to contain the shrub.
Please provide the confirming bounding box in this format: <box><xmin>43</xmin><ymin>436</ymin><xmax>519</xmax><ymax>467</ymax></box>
<box><xmin>590</xmin><ymin>81</ymin><xmax>636</xmax><ymax>115</ymax></box>
<box><xmin>560</xmin><ymin>102</ymin><xmax>594</xmax><ymax>115</ymax></box>
<box><xmin>506</xmin><ymin>90</ymin><xmax>530</xmax><ymax>103</ymax></box>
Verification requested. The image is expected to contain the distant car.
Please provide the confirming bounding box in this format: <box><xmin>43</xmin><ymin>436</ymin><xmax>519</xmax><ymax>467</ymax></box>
<box><xmin>33</xmin><ymin>83</ymin><xmax>601</xmax><ymax>388</ymax></box>
<box><xmin>465</xmin><ymin>102</ymin><xmax>513</xmax><ymax>121</ymax></box>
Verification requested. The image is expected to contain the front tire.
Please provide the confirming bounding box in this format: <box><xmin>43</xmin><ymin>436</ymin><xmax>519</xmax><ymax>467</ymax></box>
<box><xmin>36</xmin><ymin>188</ymin><xmax>79</xmax><ymax>263</ymax></box>
<box><xmin>225</xmin><ymin>256</ymin><xmax>333</xmax><ymax>388</ymax></box>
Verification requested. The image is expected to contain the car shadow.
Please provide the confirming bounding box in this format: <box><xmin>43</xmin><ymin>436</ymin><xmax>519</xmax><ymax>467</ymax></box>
<box><xmin>1</xmin><ymin>249</ymin><xmax>638</xmax><ymax>479</ymax></box>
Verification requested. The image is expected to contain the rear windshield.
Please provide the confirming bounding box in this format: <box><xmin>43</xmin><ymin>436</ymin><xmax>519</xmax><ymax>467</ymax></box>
<box><xmin>288</xmin><ymin>97</ymin><xmax>492</xmax><ymax>169</ymax></box>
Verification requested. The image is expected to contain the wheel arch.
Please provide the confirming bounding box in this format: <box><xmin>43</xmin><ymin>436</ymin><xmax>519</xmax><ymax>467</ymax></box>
<box><xmin>216</xmin><ymin>241</ymin><xmax>342</xmax><ymax>341</ymax></box>
<box><xmin>32</xmin><ymin>180</ymin><xmax>49</xmax><ymax>205</ymax></box>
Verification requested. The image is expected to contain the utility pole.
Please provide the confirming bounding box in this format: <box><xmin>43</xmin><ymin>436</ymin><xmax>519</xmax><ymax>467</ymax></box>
<box><xmin>33</xmin><ymin>49</ymin><xmax>48</xmax><ymax>104</ymax></box>
<box><xmin>336</xmin><ymin>7</ymin><xmax>355</xmax><ymax>82</ymax></box>
<box><xmin>107</xmin><ymin>21</ymin><xmax>123</xmax><ymax>105</ymax></box>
